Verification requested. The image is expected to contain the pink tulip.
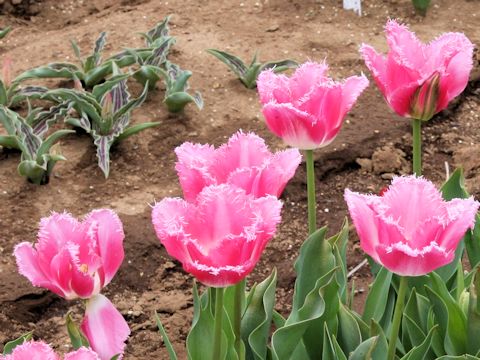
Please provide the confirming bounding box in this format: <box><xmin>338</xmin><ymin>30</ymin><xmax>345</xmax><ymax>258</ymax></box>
<box><xmin>64</xmin><ymin>348</ymin><xmax>101</xmax><ymax>360</ymax></box>
<box><xmin>80</xmin><ymin>294</ymin><xmax>130</xmax><ymax>360</ymax></box>
<box><xmin>0</xmin><ymin>341</ymin><xmax>59</xmax><ymax>360</ymax></box>
<box><xmin>361</xmin><ymin>19</ymin><xmax>474</xmax><ymax>121</ymax></box>
<box><xmin>256</xmin><ymin>61</ymin><xmax>369</xmax><ymax>150</ymax></box>
<box><xmin>345</xmin><ymin>176</ymin><xmax>479</xmax><ymax>276</ymax></box>
<box><xmin>14</xmin><ymin>209</ymin><xmax>125</xmax><ymax>300</ymax></box>
<box><xmin>152</xmin><ymin>184</ymin><xmax>282</xmax><ymax>287</ymax></box>
<box><xmin>0</xmin><ymin>341</ymin><xmax>99</xmax><ymax>360</ymax></box>
<box><xmin>175</xmin><ymin>131</ymin><xmax>301</xmax><ymax>201</ymax></box>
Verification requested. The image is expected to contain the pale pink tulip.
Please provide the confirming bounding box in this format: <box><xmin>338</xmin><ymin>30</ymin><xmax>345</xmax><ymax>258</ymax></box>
<box><xmin>361</xmin><ymin>19</ymin><xmax>474</xmax><ymax>120</ymax></box>
<box><xmin>175</xmin><ymin>131</ymin><xmax>301</xmax><ymax>201</ymax></box>
<box><xmin>152</xmin><ymin>184</ymin><xmax>282</xmax><ymax>287</ymax></box>
<box><xmin>257</xmin><ymin>61</ymin><xmax>369</xmax><ymax>150</ymax></box>
<box><xmin>14</xmin><ymin>209</ymin><xmax>124</xmax><ymax>300</ymax></box>
<box><xmin>0</xmin><ymin>341</ymin><xmax>59</xmax><ymax>360</ymax></box>
<box><xmin>80</xmin><ymin>294</ymin><xmax>130</xmax><ymax>360</ymax></box>
<box><xmin>345</xmin><ymin>176</ymin><xmax>479</xmax><ymax>276</ymax></box>
<box><xmin>0</xmin><ymin>341</ymin><xmax>100</xmax><ymax>360</ymax></box>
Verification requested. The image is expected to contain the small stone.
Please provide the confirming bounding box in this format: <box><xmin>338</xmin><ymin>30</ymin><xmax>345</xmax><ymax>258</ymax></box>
<box><xmin>356</xmin><ymin>158</ymin><xmax>373</xmax><ymax>172</ymax></box>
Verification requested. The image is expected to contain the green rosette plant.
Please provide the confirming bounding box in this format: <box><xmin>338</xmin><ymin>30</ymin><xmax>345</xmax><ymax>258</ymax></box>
<box><xmin>0</xmin><ymin>105</ymin><xmax>73</xmax><ymax>185</ymax></box>
<box><xmin>207</xmin><ymin>49</ymin><xmax>297</xmax><ymax>89</ymax></box>
<box><xmin>40</xmin><ymin>65</ymin><xmax>160</xmax><ymax>177</ymax></box>
<box><xmin>14</xmin><ymin>18</ymin><xmax>172</xmax><ymax>89</ymax></box>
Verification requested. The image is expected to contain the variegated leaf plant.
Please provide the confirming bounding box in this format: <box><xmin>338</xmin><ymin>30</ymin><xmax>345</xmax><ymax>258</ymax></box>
<box><xmin>206</xmin><ymin>49</ymin><xmax>297</xmax><ymax>89</ymax></box>
<box><xmin>41</xmin><ymin>65</ymin><xmax>160</xmax><ymax>177</ymax></box>
<box><xmin>0</xmin><ymin>105</ymin><xmax>73</xmax><ymax>185</ymax></box>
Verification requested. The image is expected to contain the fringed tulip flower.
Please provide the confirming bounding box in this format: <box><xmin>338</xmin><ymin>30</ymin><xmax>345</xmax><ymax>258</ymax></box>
<box><xmin>0</xmin><ymin>341</ymin><xmax>99</xmax><ymax>360</ymax></box>
<box><xmin>152</xmin><ymin>184</ymin><xmax>282</xmax><ymax>287</ymax></box>
<box><xmin>80</xmin><ymin>294</ymin><xmax>130</xmax><ymax>360</ymax></box>
<box><xmin>14</xmin><ymin>209</ymin><xmax>125</xmax><ymax>300</ymax></box>
<box><xmin>256</xmin><ymin>61</ymin><xmax>369</xmax><ymax>150</ymax></box>
<box><xmin>175</xmin><ymin>131</ymin><xmax>301</xmax><ymax>201</ymax></box>
<box><xmin>345</xmin><ymin>176</ymin><xmax>479</xmax><ymax>276</ymax></box>
<box><xmin>361</xmin><ymin>19</ymin><xmax>474</xmax><ymax>121</ymax></box>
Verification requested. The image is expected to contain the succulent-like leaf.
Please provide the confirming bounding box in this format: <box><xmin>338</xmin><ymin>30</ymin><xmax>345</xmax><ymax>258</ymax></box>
<box><xmin>206</xmin><ymin>49</ymin><xmax>248</xmax><ymax>77</ymax></box>
<box><xmin>260</xmin><ymin>59</ymin><xmax>298</xmax><ymax>73</ymax></box>
<box><xmin>15</xmin><ymin>63</ymin><xmax>80</xmax><ymax>82</ymax></box>
<box><xmin>112</xmin><ymin>82</ymin><xmax>148</xmax><ymax>122</ymax></box>
<box><xmin>91</xmin><ymin>74</ymin><xmax>130</xmax><ymax>102</ymax></box>
<box><xmin>0</xmin><ymin>134</ymin><xmax>19</xmax><ymax>149</ymax></box>
<box><xmin>84</xmin><ymin>32</ymin><xmax>107</xmax><ymax>72</ymax></box>
<box><xmin>145</xmin><ymin>15</ymin><xmax>171</xmax><ymax>46</ymax></box>
<box><xmin>164</xmin><ymin>92</ymin><xmax>197</xmax><ymax>113</ymax></box>
<box><xmin>36</xmin><ymin>129</ymin><xmax>74</xmax><ymax>162</ymax></box>
<box><xmin>70</xmin><ymin>40</ymin><xmax>84</xmax><ymax>68</ymax></box>
<box><xmin>114</xmin><ymin>122</ymin><xmax>161</xmax><ymax>143</ymax></box>
<box><xmin>31</xmin><ymin>101</ymin><xmax>71</xmax><ymax>136</ymax></box>
<box><xmin>43</xmin><ymin>88</ymin><xmax>102</xmax><ymax>123</ymax></box>
<box><xmin>400</xmin><ymin>325</ymin><xmax>438</xmax><ymax>360</ymax></box>
<box><xmin>146</xmin><ymin>37</ymin><xmax>175</xmax><ymax>67</ymax></box>
<box><xmin>93</xmin><ymin>134</ymin><xmax>114</xmax><ymax>177</ymax></box>
<box><xmin>2</xmin><ymin>332</ymin><xmax>33</xmax><ymax>355</ymax></box>
<box><xmin>0</xmin><ymin>80</ymin><xmax>7</xmax><ymax>105</ymax></box>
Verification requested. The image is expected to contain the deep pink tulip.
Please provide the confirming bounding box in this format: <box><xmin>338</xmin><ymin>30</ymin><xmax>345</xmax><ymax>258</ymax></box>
<box><xmin>345</xmin><ymin>176</ymin><xmax>479</xmax><ymax>276</ymax></box>
<box><xmin>14</xmin><ymin>209</ymin><xmax>125</xmax><ymax>300</ymax></box>
<box><xmin>257</xmin><ymin>61</ymin><xmax>369</xmax><ymax>150</ymax></box>
<box><xmin>0</xmin><ymin>341</ymin><xmax>99</xmax><ymax>360</ymax></box>
<box><xmin>80</xmin><ymin>294</ymin><xmax>130</xmax><ymax>360</ymax></box>
<box><xmin>152</xmin><ymin>184</ymin><xmax>282</xmax><ymax>287</ymax></box>
<box><xmin>175</xmin><ymin>131</ymin><xmax>301</xmax><ymax>201</ymax></box>
<box><xmin>361</xmin><ymin>19</ymin><xmax>474</xmax><ymax>121</ymax></box>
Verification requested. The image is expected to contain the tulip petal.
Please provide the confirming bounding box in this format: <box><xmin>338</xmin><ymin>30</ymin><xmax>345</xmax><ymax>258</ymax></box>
<box><xmin>289</xmin><ymin>61</ymin><xmax>329</xmax><ymax>102</ymax></box>
<box><xmin>212</xmin><ymin>131</ymin><xmax>270</xmax><ymax>182</ymax></box>
<box><xmin>175</xmin><ymin>142</ymin><xmax>217</xmax><ymax>202</ymax></box>
<box><xmin>360</xmin><ymin>44</ymin><xmax>388</xmax><ymax>94</ymax></box>
<box><xmin>385</xmin><ymin>19</ymin><xmax>426</xmax><ymax>71</ymax></box>
<box><xmin>3</xmin><ymin>341</ymin><xmax>59</xmax><ymax>360</ymax></box>
<box><xmin>81</xmin><ymin>294</ymin><xmax>130</xmax><ymax>360</ymax></box>
<box><xmin>84</xmin><ymin>209</ymin><xmax>125</xmax><ymax>286</ymax></box>
<box><xmin>438</xmin><ymin>197</ymin><xmax>479</xmax><ymax>250</ymax></box>
<box><xmin>262</xmin><ymin>102</ymin><xmax>322</xmax><ymax>150</ymax></box>
<box><xmin>376</xmin><ymin>242</ymin><xmax>451</xmax><ymax>277</ymax></box>
<box><xmin>14</xmin><ymin>242</ymin><xmax>67</xmax><ymax>298</ymax></box>
<box><xmin>64</xmin><ymin>348</ymin><xmax>101</xmax><ymax>360</ymax></box>
<box><xmin>344</xmin><ymin>190</ymin><xmax>382</xmax><ymax>263</ymax></box>
<box><xmin>257</xmin><ymin>69</ymin><xmax>291</xmax><ymax>104</ymax></box>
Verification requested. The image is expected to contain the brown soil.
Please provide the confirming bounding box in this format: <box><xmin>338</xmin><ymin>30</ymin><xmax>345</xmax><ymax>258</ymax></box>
<box><xmin>0</xmin><ymin>0</ymin><xmax>479</xmax><ymax>358</ymax></box>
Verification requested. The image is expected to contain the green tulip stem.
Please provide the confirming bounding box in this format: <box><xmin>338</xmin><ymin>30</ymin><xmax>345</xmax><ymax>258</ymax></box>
<box><xmin>387</xmin><ymin>276</ymin><xmax>408</xmax><ymax>360</ymax></box>
<box><xmin>306</xmin><ymin>149</ymin><xmax>317</xmax><ymax>235</ymax></box>
<box><xmin>233</xmin><ymin>279</ymin><xmax>245</xmax><ymax>358</ymax></box>
<box><xmin>212</xmin><ymin>287</ymin><xmax>224</xmax><ymax>360</ymax></box>
<box><xmin>412</xmin><ymin>119</ymin><xmax>422</xmax><ymax>176</ymax></box>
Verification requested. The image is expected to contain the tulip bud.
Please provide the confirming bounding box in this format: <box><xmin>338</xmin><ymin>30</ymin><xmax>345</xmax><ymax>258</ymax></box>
<box><xmin>410</xmin><ymin>72</ymin><xmax>440</xmax><ymax>121</ymax></box>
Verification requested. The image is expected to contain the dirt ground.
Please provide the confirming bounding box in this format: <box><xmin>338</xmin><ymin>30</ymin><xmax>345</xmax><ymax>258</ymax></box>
<box><xmin>0</xmin><ymin>0</ymin><xmax>479</xmax><ymax>358</ymax></box>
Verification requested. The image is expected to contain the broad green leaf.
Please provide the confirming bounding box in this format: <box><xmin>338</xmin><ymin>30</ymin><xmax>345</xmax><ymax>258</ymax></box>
<box><xmin>328</xmin><ymin>218</ymin><xmax>349</xmax><ymax>302</ymax></box>
<box><xmin>2</xmin><ymin>331</ymin><xmax>33</xmax><ymax>355</ymax></box>
<box><xmin>155</xmin><ymin>311</ymin><xmax>178</xmax><ymax>360</ymax></box>
<box><xmin>465</xmin><ymin>215</ymin><xmax>480</xmax><ymax>269</ymax></box>
<box><xmin>0</xmin><ymin>80</ymin><xmax>7</xmax><ymax>105</ymax></box>
<box><xmin>338</xmin><ymin>303</ymin><xmax>362</xmax><ymax>355</ymax></box>
<box><xmin>400</xmin><ymin>325</ymin><xmax>438</xmax><ymax>360</ymax></box>
<box><xmin>164</xmin><ymin>92</ymin><xmax>197</xmax><ymax>113</ymax></box>
<box><xmin>18</xmin><ymin>160</ymin><xmax>46</xmax><ymax>184</ymax></box>
<box><xmin>92</xmin><ymin>74</ymin><xmax>130</xmax><ymax>101</ymax></box>
<box><xmin>241</xmin><ymin>270</ymin><xmax>277</xmax><ymax>360</ymax></box>
<box><xmin>323</xmin><ymin>324</ymin><xmax>348</xmax><ymax>360</ymax></box>
<box><xmin>348</xmin><ymin>336</ymin><xmax>381</xmax><ymax>360</ymax></box>
<box><xmin>425</xmin><ymin>273</ymin><xmax>467</xmax><ymax>355</ymax></box>
<box><xmin>467</xmin><ymin>269</ymin><xmax>480</xmax><ymax>355</ymax></box>
<box><xmin>260</xmin><ymin>59</ymin><xmax>298</xmax><ymax>73</ymax></box>
<box><xmin>362</xmin><ymin>267</ymin><xmax>393</xmax><ymax>323</ymax></box>
<box><xmin>84</xmin><ymin>61</ymin><xmax>114</xmax><ymax>87</ymax></box>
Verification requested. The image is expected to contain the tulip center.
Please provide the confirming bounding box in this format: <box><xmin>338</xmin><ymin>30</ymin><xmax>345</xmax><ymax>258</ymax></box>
<box><xmin>79</xmin><ymin>263</ymin><xmax>89</xmax><ymax>274</ymax></box>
